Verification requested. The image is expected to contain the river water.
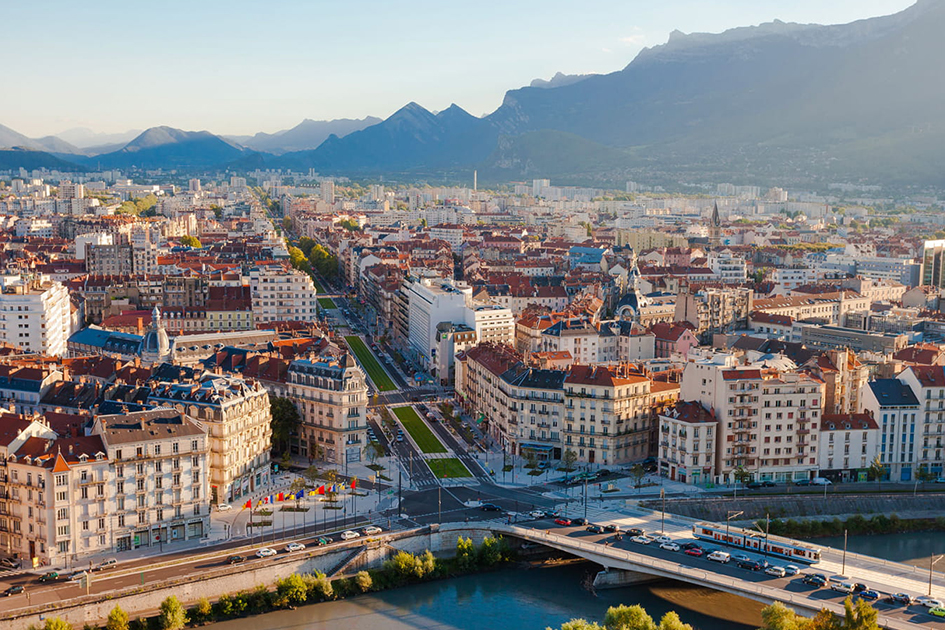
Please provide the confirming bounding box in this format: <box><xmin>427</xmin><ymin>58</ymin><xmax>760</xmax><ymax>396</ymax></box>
<box><xmin>206</xmin><ymin>532</ymin><xmax>944</xmax><ymax>630</ymax></box>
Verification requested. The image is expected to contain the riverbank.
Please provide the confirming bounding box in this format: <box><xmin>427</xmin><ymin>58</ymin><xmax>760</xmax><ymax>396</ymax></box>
<box><xmin>760</xmin><ymin>514</ymin><xmax>945</xmax><ymax>539</ymax></box>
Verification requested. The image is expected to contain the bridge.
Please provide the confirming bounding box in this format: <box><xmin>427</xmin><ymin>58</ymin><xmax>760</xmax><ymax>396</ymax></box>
<box><xmin>458</xmin><ymin>506</ymin><xmax>945</xmax><ymax>630</ymax></box>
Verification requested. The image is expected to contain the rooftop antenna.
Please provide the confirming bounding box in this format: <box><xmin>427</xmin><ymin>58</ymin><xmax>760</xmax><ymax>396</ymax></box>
<box><xmin>473</xmin><ymin>170</ymin><xmax>477</xmax><ymax>192</ymax></box>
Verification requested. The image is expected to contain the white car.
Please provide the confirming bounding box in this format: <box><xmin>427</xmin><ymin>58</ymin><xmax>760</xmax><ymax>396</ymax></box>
<box><xmin>707</xmin><ymin>551</ymin><xmax>731</xmax><ymax>564</ymax></box>
<box><xmin>256</xmin><ymin>547</ymin><xmax>277</xmax><ymax>558</ymax></box>
<box><xmin>528</xmin><ymin>510</ymin><xmax>545</xmax><ymax>519</ymax></box>
<box><xmin>69</xmin><ymin>570</ymin><xmax>88</xmax><ymax>582</ymax></box>
<box><xmin>95</xmin><ymin>558</ymin><xmax>118</xmax><ymax>571</ymax></box>
<box><xmin>918</xmin><ymin>597</ymin><xmax>944</xmax><ymax>608</ymax></box>
<box><xmin>630</xmin><ymin>535</ymin><xmax>651</xmax><ymax>545</ymax></box>
<box><xmin>216</xmin><ymin>504</ymin><xmax>232</xmax><ymax>512</ymax></box>
<box><xmin>362</xmin><ymin>526</ymin><xmax>383</xmax><ymax>535</ymax></box>
<box><xmin>659</xmin><ymin>542</ymin><xmax>680</xmax><ymax>552</ymax></box>
<box><xmin>765</xmin><ymin>566</ymin><xmax>787</xmax><ymax>577</ymax></box>
<box><xmin>784</xmin><ymin>565</ymin><xmax>800</xmax><ymax>576</ymax></box>
<box><xmin>654</xmin><ymin>535</ymin><xmax>672</xmax><ymax>544</ymax></box>
<box><xmin>284</xmin><ymin>542</ymin><xmax>306</xmax><ymax>553</ymax></box>
<box><xmin>340</xmin><ymin>530</ymin><xmax>361</xmax><ymax>541</ymax></box>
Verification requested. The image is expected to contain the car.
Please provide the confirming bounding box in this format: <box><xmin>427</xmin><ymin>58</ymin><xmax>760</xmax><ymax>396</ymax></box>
<box><xmin>919</xmin><ymin>597</ymin><xmax>944</xmax><ymax>608</ymax></box>
<box><xmin>794</xmin><ymin>479</ymin><xmax>812</xmax><ymax>486</ymax></box>
<box><xmin>631</xmin><ymin>535</ymin><xmax>651</xmax><ymax>545</ymax></box>
<box><xmin>542</xmin><ymin>510</ymin><xmax>560</xmax><ymax>519</ymax></box>
<box><xmin>808</xmin><ymin>573</ymin><xmax>827</xmax><ymax>582</ymax></box>
<box><xmin>572</xmin><ymin>517</ymin><xmax>588</xmax><ymax>526</ymax></box>
<box><xmin>226</xmin><ymin>555</ymin><xmax>246</xmax><ymax>564</ymax></box>
<box><xmin>69</xmin><ymin>570</ymin><xmax>88</xmax><ymax>582</ymax></box>
<box><xmin>858</xmin><ymin>590</ymin><xmax>880</xmax><ymax>601</ymax></box>
<box><xmin>681</xmin><ymin>541</ymin><xmax>701</xmax><ymax>550</ymax></box>
<box><xmin>216</xmin><ymin>504</ymin><xmax>232</xmax><ymax>512</ymax></box>
<box><xmin>285</xmin><ymin>542</ymin><xmax>306</xmax><ymax>552</ymax></box>
<box><xmin>0</xmin><ymin>558</ymin><xmax>19</xmax><ymax>569</ymax></box>
<box><xmin>746</xmin><ymin>482</ymin><xmax>763</xmax><ymax>489</ymax></box>
<box><xmin>784</xmin><ymin>565</ymin><xmax>800</xmax><ymax>576</ymax></box>
<box><xmin>315</xmin><ymin>537</ymin><xmax>332</xmax><ymax>546</ymax></box>
<box><xmin>340</xmin><ymin>530</ymin><xmax>361</xmax><ymax>540</ymax></box>
<box><xmin>554</xmin><ymin>517</ymin><xmax>573</xmax><ymax>526</ymax></box>
<box><xmin>3</xmin><ymin>585</ymin><xmax>23</xmax><ymax>597</ymax></box>
<box><xmin>363</xmin><ymin>525</ymin><xmax>383</xmax><ymax>535</ymax></box>
<box><xmin>831</xmin><ymin>582</ymin><xmax>855</xmax><ymax>594</ymax></box>
<box><xmin>38</xmin><ymin>571</ymin><xmax>59</xmax><ymax>582</ymax></box>
<box><xmin>765</xmin><ymin>566</ymin><xmax>787</xmax><ymax>577</ymax></box>
<box><xmin>803</xmin><ymin>574</ymin><xmax>827</xmax><ymax>587</ymax></box>
<box><xmin>930</xmin><ymin>607</ymin><xmax>945</xmax><ymax>618</ymax></box>
<box><xmin>737</xmin><ymin>560</ymin><xmax>764</xmax><ymax>571</ymax></box>
<box><xmin>891</xmin><ymin>592</ymin><xmax>914</xmax><ymax>605</ymax></box>
<box><xmin>708</xmin><ymin>551</ymin><xmax>731</xmax><ymax>564</ymax></box>
<box><xmin>660</xmin><ymin>542</ymin><xmax>680</xmax><ymax>552</ymax></box>
<box><xmin>761</xmin><ymin>480</ymin><xmax>777</xmax><ymax>487</ymax></box>
<box><xmin>95</xmin><ymin>558</ymin><xmax>118</xmax><ymax>571</ymax></box>
<box><xmin>732</xmin><ymin>553</ymin><xmax>752</xmax><ymax>563</ymax></box>
<box><xmin>480</xmin><ymin>503</ymin><xmax>502</xmax><ymax>512</ymax></box>
<box><xmin>256</xmin><ymin>548</ymin><xmax>278</xmax><ymax>558</ymax></box>
<box><xmin>528</xmin><ymin>510</ymin><xmax>546</xmax><ymax>519</ymax></box>
<box><xmin>396</xmin><ymin>435</ymin><xmax>404</xmax><ymax>442</ymax></box>
<box><xmin>604</xmin><ymin>524</ymin><xmax>620</xmax><ymax>533</ymax></box>
<box><xmin>627</xmin><ymin>528</ymin><xmax>645</xmax><ymax>537</ymax></box>
<box><xmin>684</xmin><ymin>547</ymin><xmax>704</xmax><ymax>557</ymax></box>
<box><xmin>654</xmin><ymin>535</ymin><xmax>672</xmax><ymax>544</ymax></box>
<box><xmin>811</xmin><ymin>477</ymin><xmax>832</xmax><ymax>486</ymax></box>
<box><xmin>852</xmin><ymin>583</ymin><xmax>869</xmax><ymax>593</ymax></box>
<box><xmin>586</xmin><ymin>525</ymin><xmax>605</xmax><ymax>534</ymax></box>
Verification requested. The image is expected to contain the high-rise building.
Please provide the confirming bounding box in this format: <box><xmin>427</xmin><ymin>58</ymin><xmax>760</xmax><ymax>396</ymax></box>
<box><xmin>58</xmin><ymin>181</ymin><xmax>85</xmax><ymax>200</ymax></box>
<box><xmin>249</xmin><ymin>264</ymin><xmax>318</xmax><ymax>323</ymax></box>
<box><xmin>0</xmin><ymin>276</ymin><xmax>73</xmax><ymax>356</ymax></box>
<box><xmin>921</xmin><ymin>240</ymin><xmax>945</xmax><ymax>288</ymax></box>
<box><xmin>321</xmin><ymin>181</ymin><xmax>335</xmax><ymax>204</ymax></box>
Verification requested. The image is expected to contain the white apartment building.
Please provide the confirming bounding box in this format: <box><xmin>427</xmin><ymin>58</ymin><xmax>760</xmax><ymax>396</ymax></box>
<box><xmin>707</xmin><ymin>250</ymin><xmax>747</xmax><ymax>283</ymax></box>
<box><xmin>681</xmin><ymin>353</ymin><xmax>823</xmax><ymax>483</ymax></box>
<box><xmin>249</xmin><ymin>264</ymin><xmax>318</xmax><ymax>324</ymax></box>
<box><xmin>771</xmin><ymin>267</ymin><xmax>819</xmax><ymax>293</ymax></box>
<box><xmin>148</xmin><ymin>374</ymin><xmax>271</xmax><ymax>505</ymax></box>
<box><xmin>286</xmin><ymin>355</ymin><xmax>369</xmax><ymax>466</ymax></box>
<box><xmin>860</xmin><ymin>379</ymin><xmax>920</xmax><ymax>482</ymax></box>
<box><xmin>658</xmin><ymin>401</ymin><xmax>718</xmax><ymax>484</ymax></box>
<box><xmin>465</xmin><ymin>304</ymin><xmax>515</xmax><ymax>347</ymax></box>
<box><xmin>818</xmin><ymin>413</ymin><xmax>881</xmax><ymax>483</ymax></box>
<box><xmin>407</xmin><ymin>278</ymin><xmax>471</xmax><ymax>368</ymax></box>
<box><xmin>0</xmin><ymin>276</ymin><xmax>73</xmax><ymax>356</ymax></box>
<box><xmin>895</xmin><ymin>365</ymin><xmax>945</xmax><ymax>479</ymax></box>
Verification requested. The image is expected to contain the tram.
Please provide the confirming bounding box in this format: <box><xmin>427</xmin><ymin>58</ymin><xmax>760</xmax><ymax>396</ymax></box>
<box><xmin>692</xmin><ymin>521</ymin><xmax>822</xmax><ymax>564</ymax></box>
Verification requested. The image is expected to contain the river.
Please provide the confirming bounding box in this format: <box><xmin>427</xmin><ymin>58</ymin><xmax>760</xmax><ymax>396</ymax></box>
<box><xmin>206</xmin><ymin>532</ymin><xmax>945</xmax><ymax>630</ymax></box>
<box><xmin>205</xmin><ymin>562</ymin><xmax>765</xmax><ymax>630</ymax></box>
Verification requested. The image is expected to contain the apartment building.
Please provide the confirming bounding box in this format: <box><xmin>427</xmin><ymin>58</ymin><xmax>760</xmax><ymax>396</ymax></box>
<box><xmin>681</xmin><ymin>354</ymin><xmax>823</xmax><ymax>484</ymax></box>
<box><xmin>286</xmin><ymin>355</ymin><xmax>368</xmax><ymax>466</ymax></box>
<box><xmin>466</xmin><ymin>304</ymin><xmax>515</xmax><ymax>347</ymax></box>
<box><xmin>859</xmin><ymin>379</ymin><xmax>920</xmax><ymax>482</ymax></box>
<box><xmin>674</xmin><ymin>285</ymin><xmax>752</xmax><ymax>339</ymax></box>
<box><xmin>658</xmin><ymin>401</ymin><xmax>718</xmax><ymax>484</ymax></box>
<box><xmin>896</xmin><ymin>365</ymin><xmax>945</xmax><ymax>479</ymax></box>
<box><xmin>818</xmin><ymin>413</ymin><xmax>881</xmax><ymax>483</ymax></box>
<box><xmin>406</xmin><ymin>278</ymin><xmax>471</xmax><ymax>369</ymax></box>
<box><xmin>148</xmin><ymin>374</ymin><xmax>270</xmax><ymax>505</ymax></box>
<box><xmin>0</xmin><ymin>276</ymin><xmax>73</xmax><ymax>357</ymax></box>
<box><xmin>249</xmin><ymin>264</ymin><xmax>318</xmax><ymax>324</ymax></box>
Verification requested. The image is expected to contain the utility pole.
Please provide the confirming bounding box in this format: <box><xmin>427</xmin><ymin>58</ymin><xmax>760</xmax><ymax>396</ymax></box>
<box><xmin>583</xmin><ymin>477</ymin><xmax>588</xmax><ymax>521</ymax></box>
<box><xmin>842</xmin><ymin>529</ymin><xmax>848</xmax><ymax>575</ymax></box>
<box><xmin>660</xmin><ymin>488</ymin><xmax>666</xmax><ymax>534</ymax></box>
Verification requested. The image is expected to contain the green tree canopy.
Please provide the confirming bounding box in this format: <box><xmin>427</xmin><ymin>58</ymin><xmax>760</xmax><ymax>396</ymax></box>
<box><xmin>270</xmin><ymin>397</ymin><xmax>300</xmax><ymax>455</ymax></box>
<box><xmin>158</xmin><ymin>595</ymin><xmax>188</xmax><ymax>630</ymax></box>
<box><xmin>179</xmin><ymin>235</ymin><xmax>202</xmax><ymax>248</ymax></box>
<box><xmin>106</xmin><ymin>605</ymin><xmax>130</xmax><ymax>630</ymax></box>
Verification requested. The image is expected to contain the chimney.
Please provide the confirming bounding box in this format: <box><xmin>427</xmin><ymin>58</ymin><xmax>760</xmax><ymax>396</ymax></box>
<box><xmin>136</xmin><ymin>317</ymin><xmax>144</xmax><ymax>335</ymax></box>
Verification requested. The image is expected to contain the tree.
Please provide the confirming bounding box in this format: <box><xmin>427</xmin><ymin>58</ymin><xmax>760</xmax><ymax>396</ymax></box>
<box><xmin>524</xmin><ymin>449</ymin><xmax>538</xmax><ymax>469</ymax></box>
<box><xmin>355</xmin><ymin>570</ymin><xmax>373</xmax><ymax>592</ymax></box>
<box><xmin>733</xmin><ymin>466</ymin><xmax>752</xmax><ymax>485</ymax></box>
<box><xmin>43</xmin><ymin>618</ymin><xmax>74</xmax><ymax>630</ymax></box>
<box><xmin>456</xmin><ymin>536</ymin><xmax>475</xmax><ymax>570</ymax></box>
<box><xmin>193</xmin><ymin>597</ymin><xmax>212</xmax><ymax>623</ymax></box>
<box><xmin>270</xmin><ymin>397</ymin><xmax>301</xmax><ymax>455</ymax></box>
<box><xmin>629</xmin><ymin>464</ymin><xmax>647</xmax><ymax>488</ymax></box>
<box><xmin>656</xmin><ymin>612</ymin><xmax>692</xmax><ymax>630</ymax></box>
<box><xmin>916</xmin><ymin>465</ymin><xmax>936</xmax><ymax>486</ymax></box>
<box><xmin>282</xmin><ymin>217</ymin><xmax>293</xmax><ymax>232</ymax></box>
<box><xmin>562</xmin><ymin>448</ymin><xmax>578</xmax><ymax>472</ymax></box>
<box><xmin>289</xmin><ymin>476</ymin><xmax>307</xmax><ymax>509</ymax></box>
<box><xmin>758</xmin><ymin>601</ymin><xmax>807</xmax><ymax>630</ymax></box>
<box><xmin>303</xmin><ymin>464</ymin><xmax>321</xmax><ymax>487</ymax></box>
<box><xmin>275</xmin><ymin>573</ymin><xmax>308</xmax><ymax>607</ymax></box>
<box><xmin>179</xmin><ymin>235</ymin><xmax>202</xmax><ymax>248</ymax></box>
<box><xmin>364</xmin><ymin>441</ymin><xmax>385</xmax><ymax>466</ymax></box>
<box><xmin>106</xmin><ymin>605</ymin><xmax>129</xmax><ymax>630</ymax></box>
<box><xmin>158</xmin><ymin>595</ymin><xmax>188</xmax><ymax>630</ymax></box>
<box><xmin>325</xmin><ymin>468</ymin><xmax>338</xmax><ymax>501</ymax></box>
<box><xmin>867</xmin><ymin>455</ymin><xmax>886</xmax><ymax>490</ymax></box>
<box><xmin>603</xmin><ymin>604</ymin><xmax>656</xmax><ymax>630</ymax></box>
<box><xmin>842</xmin><ymin>596</ymin><xmax>879</xmax><ymax>630</ymax></box>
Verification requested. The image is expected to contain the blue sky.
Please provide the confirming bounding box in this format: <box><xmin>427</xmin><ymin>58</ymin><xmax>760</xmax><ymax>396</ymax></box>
<box><xmin>1</xmin><ymin>0</ymin><xmax>915</xmax><ymax>137</ymax></box>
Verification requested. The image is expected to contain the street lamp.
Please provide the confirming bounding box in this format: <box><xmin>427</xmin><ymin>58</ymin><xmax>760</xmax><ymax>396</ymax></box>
<box><xmin>842</xmin><ymin>529</ymin><xmax>848</xmax><ymax>575</ymax></box>
<box><xmin>726</xmin><ymin>510</ymin><xmax>744</xmax><ymax>546</ymax></box>
<box><xmin>930</xmin><ymin>554</ymin><xmax>944</xmax><ymax>597</ymax></box>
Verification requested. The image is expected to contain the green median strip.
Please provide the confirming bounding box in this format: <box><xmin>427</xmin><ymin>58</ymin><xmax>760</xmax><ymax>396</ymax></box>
<box><xmin>344</xmin><ymin>336</ymin><xmax>396</xmax><ymax>391</ymax></box>
<box><xmin>318</xmin><ymin>297</ymin><xmax>337</xmax><ymax>309</ymax></box>
<box><xmin>426</xmin><ymin>457</ymin><xmax>472</xmax><ymax>478</ymax></box>
<box><xmin>393</xmin><ymin>406</ymin><xmax>446</xmax><ymax>454</ymax></box>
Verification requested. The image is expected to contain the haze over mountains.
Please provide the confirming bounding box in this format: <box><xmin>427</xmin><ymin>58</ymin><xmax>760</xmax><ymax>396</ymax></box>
<box><xmin>1</xmin><ymin>1</ymin><xmax>942</xmax><ymax>187</ymax></box>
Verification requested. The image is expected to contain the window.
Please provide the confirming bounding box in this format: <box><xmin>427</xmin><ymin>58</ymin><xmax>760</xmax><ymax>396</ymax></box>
<box><xmin>55</xmin><ymin>474</ymin><xmax>67</xmax><ymax>487</ymax></box>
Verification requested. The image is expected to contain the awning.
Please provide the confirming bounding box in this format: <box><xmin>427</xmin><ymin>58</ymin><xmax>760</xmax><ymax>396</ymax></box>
<box><xmin>519</xmin><ymin>443</ymin><xmax>554</xmax><ymax>451</ymax></box>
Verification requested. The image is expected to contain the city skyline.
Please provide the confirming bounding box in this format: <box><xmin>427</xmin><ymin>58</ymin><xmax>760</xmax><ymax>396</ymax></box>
<box><xmin>1</xmin><ymin>0</ymin><xmax>914</xmax><ymax>138</ymax></box>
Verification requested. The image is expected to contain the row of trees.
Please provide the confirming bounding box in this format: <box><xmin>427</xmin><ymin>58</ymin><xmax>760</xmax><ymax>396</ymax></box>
<box><xmin>293</xmin><ymin>236</ymin><xmax>340</xmax><ymax>281</ymax></box>
<box><xmin>766</xmin><ymin>513</ymin><xmax>945</xmax><ymax>538</ymax></box>
<box><xmin>555</xmin><ymin>598</ymin><xmax>883</xmax><ymax>630</ymax></box>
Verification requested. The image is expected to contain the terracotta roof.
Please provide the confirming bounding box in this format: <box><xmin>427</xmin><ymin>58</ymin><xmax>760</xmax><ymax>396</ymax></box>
<box><xmin>821</xmin><ymin>413</ymin><xmax>878</xmax><ymax>431</ymax></box>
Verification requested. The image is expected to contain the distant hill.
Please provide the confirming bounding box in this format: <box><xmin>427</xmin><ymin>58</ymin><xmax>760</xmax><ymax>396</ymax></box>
<box><xmin>0</xmin><ymin>148</ymin><xmax>85</xmax><ymax>171</ymax></box>
<box><xmin>232</xmin><ymin>117</ymin><xmax>381</xmax><ymax>154</ymax></box>
<box><xmin>83</xmin><ymin>126</ymin><xmax>253</xmax><ymax>169</ymax></box>
<box><xmin>0</xmin><ymin>124</ymin><xmax>42</xmax><ymax>151</ymax></box>
<box><xmin>55</xmin><ymin>127</ymin><xmax>142</xmax><ymax>150</ymax></box>
<box><xmin>276</xmin><ymin>103</ymin><xmax>498</xmax><ymax>172</ymax></box>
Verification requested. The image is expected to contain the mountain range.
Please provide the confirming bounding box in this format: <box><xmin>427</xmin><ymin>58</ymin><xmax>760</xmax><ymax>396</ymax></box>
<box><xmin>1</xmin><ymin>1</ymin><xmax>943</xmax><ymax>187</ymax></box>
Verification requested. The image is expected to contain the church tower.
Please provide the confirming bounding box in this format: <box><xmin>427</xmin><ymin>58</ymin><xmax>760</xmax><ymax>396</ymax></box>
<box><xmin>708</xmin><ymin>202</ymin><xmax>722</xmax><ymax>249</ymax></box>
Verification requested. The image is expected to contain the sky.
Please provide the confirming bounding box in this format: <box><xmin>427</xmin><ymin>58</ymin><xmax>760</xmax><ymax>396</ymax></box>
<box><xmin>1</xmin><ymin>0</ymin><xmax>916</xmax><ymax>138</ymax></box>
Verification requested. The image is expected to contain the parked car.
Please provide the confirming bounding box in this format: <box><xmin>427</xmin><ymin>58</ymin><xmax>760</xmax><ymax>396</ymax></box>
<box><xmin>480</xmin><ymin>503</ymin><xmax>502</xmax><ymax>512</ymax></box>
<box><xmin>831</xmin><ymin>582</ymin><xmax>855</xmax><ymax>594</ymax></box>
<box><xmin>95</xmin><ymin>558</ymin><xmax>117</xmax><ymax>571</ymax></box>
<box><xmin>38</xmin><ymin>571</ymin><xmax>59</xmax><ymax>582</ymax></box>
<box><xmin>794</xmin><ymin>479</ymin><xmax>812</xmax><ymax>486</ymax></box>
<box><xmin>604</xmin><ymin>524</ymin><xmax>620</xmax><ymax>533</ymax></box>
<box><xmin>659</xmin><ymin>542</ymin><xmax>680</xmax><ymax>552</ymax></box>
<box><xmin>858</xmin><ymin>590</ymin><xmax>880</xmax><ymax>601</ymax></box>
<box><xmin>681</xmin><ymin>542</ymin><xmax>701</xmax><ymax>551</ymax></box>
<box><xmin>737</xmin><ymin>560</ymin><xmax>764</xmax><ymax>571</ymax></box>
<box><xmin>226</xmin><ymin>555</ymin><xmax>246</xmax><ymax>565</ymax></box>
<box><xmin>631</xmin><ymin>535</ymin><xmax>651</xmax><ymax>545</ymax></box>
<box><xmin>684</xmin><ymin>547</ymin><xmax>704</xmax><ymax>557</ymax></box>
<box><xmin>811</xmin><ymin>477</ymin><xmax>832</xmax><ymax>486</ymax></box>
<box><xmin>69</xmin><ymin>570</ymin><xmax>88</xmax><ymax>582</ymax></box>
<box><xmin>340</xmin><ymin>530</ymin><xmax>360</xmax><ymax>541</ymax></box>
<box><xmin>363</xmin><ymin>525</ymin><xmax>383</xmax><ymax>535</ymax></box>
<box><xmin>627</xmin><ymin>528</ymin><xmax>645</xmax><ymax>537</ymax></box>
<box><xmin>0</xmin><ymin>558</ymin><xmax>19</xmax><ymax>569</ymax></box>
<box><xmin>761</xmin><ymin>480</ymin><xmax>777</xmax><ymax>487</ymax></box>
<box><xmin>918</xmin><ymin>596</ymin><xmax>944</xmax><ymax>608</ymax></box>
<box><xmin>3</xmin><ymin>585</ymin><xmax>23</xmax><ymax>596</ymax></box>
<box><xmin>285</xmin><ymin>542</ymin><xmax>306</xmax><ymax>552</ymax></box>
<box><xmin>654</xmin><ymin>535</ymin><xmax>672</xmax><ymax>544</ymax></box>
<box><xmin>216</xmin><ymin>504</ymin><xmax>232</xmax><ymax>512</ymax></box>
<box><xmin>732</xmin><ymin>553</ymin><xmax>752</xmax><ymax>563</ymax></box>
<box><xmin>554</xmin><ymin>517</ymin><xmax>573</xmax><ymax>526</ymax></box>
<box><xmin>891</xmin><ymin>592</ymin><xmax>914</xmax><ymax>605</ymax></box>
<box><xmin>852</xmin><ymin>583</ymin><xmax>870</xmax><ymax>593</ymax></box>
<box><xmin>256</xmin><ymin>548</ymin><xmax>277</xmax><ymax>558</ymax></box>
<box><xmin>930</xmin><ymin>607</ymin><xmax>945</xmax><ymax>618</ymax></box>
<box><xmin>746</xmin><ymin>482</ymin><xmax>763</xmax><ymax>490</ymax></box>
<box><xmin>529</xmin><ymin>510</ymin><xmax>546</xmax><ymax>519</ymax></box>
<box><xmin>765</xmin><ymin>566</ymin><xmax>787</xmax><ymax>577</ymax></box>
<box><xmin>707</xmin><ymin>551</ymin><xmax>731</xmax><ymax>564</ymax></box>
<box><xmin>572</xmin><ymin>517</ymin><xmax>588</xmax><ymax>526</ymax></box>
<box><xmin>586</xmin><ymin>525</ymin><xmax>605</xmax><ymax>534</ymax></box>
<box><xmin>542</xmin><ymin>510</ymin><xmax>560</xmax><ymax>519</ymax></box>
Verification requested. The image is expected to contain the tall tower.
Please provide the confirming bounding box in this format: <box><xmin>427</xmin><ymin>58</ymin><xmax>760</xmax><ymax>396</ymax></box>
<box><xmin>708</xmin><ymin>202</ymin><xmax>722</xmax><ymax>249</ymax></box>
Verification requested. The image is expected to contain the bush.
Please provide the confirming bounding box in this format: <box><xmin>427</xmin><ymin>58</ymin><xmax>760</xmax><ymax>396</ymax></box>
<box><xmin>39</xmin><ymin>619</ymin><xmax>73</xmax><ymax>630</ymax></box>
<box><xmin>214</xmin><ymin>594</ymin><xmax>234</xmax><ymax>618</ymax></box>
<box><xmin>158</xmin><ymin>596</ymin><xmax>188</xmax><ymax>630</ymax></box>
<box><xmin>304</xmin><ymin>571</ymin><xmax>334</xmax><ymax>601</ymax></box>
<box><xmin>191</xmin><ymin>597</ymin><xmax>212</xmax><ymax>623</ymax></box>
<box><xmin>355</xmin><ymin>570</ymin><xmax>373</xmax><ymax>592</ymax></box>
<box><xmin>106</xmin><ymin>605</ymin><xmax>130</xmax><ymax>630</ymax></box>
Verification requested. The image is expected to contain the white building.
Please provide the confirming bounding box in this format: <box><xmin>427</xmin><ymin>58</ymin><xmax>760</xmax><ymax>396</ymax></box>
<box><xmin>0</xmin><ymin>276</ymin><xmax>73</xmax><ymax>356</ymax></box>
<box><xmin>818</xmin><ymin>413</ymin><xmax>881</xmax><ymax>483</ymax></box>
<box><xmin>658</xmin><ymin>401</ymin><xmax>718</xmax><ymax>484</ymax></box>
<box><xmin>860</xmin><ymin>379</ymin><xmax>921</xmax><ymax>482</ymax></box>
<box><xmin>465</xmin><ymin>304</ymin><xmax>515</xmax><ymax>347</ymax></box>
<box><xmin>407</xmin><ymin>279</ymin><xmax>471</xmax><ymax>368</ymax></box>
<box><xmin>707</xmin><ymin>250</ymin><xmax>747</xmax><ymax>283</ymax></box>
<box><xmin>249</xmin><ymin>264</ymin><xmax>319</xmax><ymax>324</ymax></box>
